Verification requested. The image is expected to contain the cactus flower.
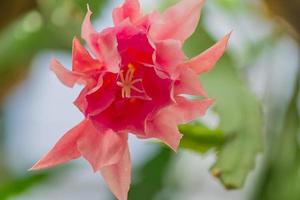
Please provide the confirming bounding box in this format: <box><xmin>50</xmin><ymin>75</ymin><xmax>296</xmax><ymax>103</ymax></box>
<box><xmin>31</xmin><ymin>0</ymin><xmax>230</xmax><ymax>199</ymax></box>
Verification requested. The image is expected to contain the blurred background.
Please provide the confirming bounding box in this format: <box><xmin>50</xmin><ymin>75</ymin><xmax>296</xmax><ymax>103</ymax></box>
<box><xmin>0</xmin><ymin>0</ymin><xmax>299</xmax><ymax>199</ymax></box>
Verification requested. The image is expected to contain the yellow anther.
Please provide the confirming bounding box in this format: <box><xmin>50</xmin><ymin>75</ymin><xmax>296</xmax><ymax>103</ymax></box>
<box><xmin>128</xmin><ymin>63</ymin><xmax>135</xmax><ymax>71</ymax></box>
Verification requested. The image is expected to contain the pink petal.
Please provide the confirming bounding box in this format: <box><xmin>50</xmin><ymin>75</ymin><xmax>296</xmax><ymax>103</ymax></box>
<box><xmin>82</xmin><ymin>6</ymin><xmax>121</xmax><ymax>72</ymax></box>
<box><xmin>50</xmin><ymin>59</ymin><xmax>82</xmax><ymax>88</ymax></box>
<box><xmin>30</xmin><ymin>120</ymin><xmax>88</xmax><ymax>170</ymax></box>
<box><xmin>74</xmin><ymin>86</ymin><xmax>90</xmax><ymax>114</ymax></box>
<box><xmin>150</xmin><ymin>0</ymin><xmax>205</xmax><ymax>42</ymax></box>
<box><xmin>101</xmin><ymin>145</ymin><xmax>131</xmax><ymax>200</ymax></box>
<box><xmin>146</xmin><ymin>107</ymin><xmax>183</xmax><ymax>151</ymax></box>
<box><xmin>72</xmin><ymin>37</ymin><xmax>102</xmax><ymax>73</ymax></box>
<box><xmin>90</xmin><ymin>28</ymin><xmax>121</xmax><ymax>73</ymax></box>
<box><xmin>135</xmin><ymin>11</ymin><xmax>159</xmax><ymax>31</ymax></box>
<box><xmin>116</xmin><ymin>22</ymin><xmax>154</xmax><ymax>65</ymax></box>
<box><xmin>174</xmin><ymin>66</ymin><xmax>207</xmax><ymax>97</ymax></box>
<box><xmin>173</xmin><ymin>96</ymin><xmax>214</xmax><ymax>123</ymax></box>
<box><xmin>81</xmin><ymin>6</ymin><xmax>97</xmax><ymax>49</ymax></box>
<box><xmin>74</xmin><ymin>73</ymin><xmax>114</xmax><ymax>115</ymax></box>
<box><xmin>77</xmin><ymin>121</ymin><xmax>128</xmax><ymax>172</ymax></box>
<box><xmin>85</xmin><ymin>73</ymin><xmax>117</xmax><ymax>116</ymax></box>
<box><xmin>113</xmin><ymin>0</ymin><xmax>142</xmax><ymax>25</ymax></box>
<box><xmin>145</xmin><ymin>96</ymin><xmax>213</xmax><ymax>151</ymax></box>
<box><xmin>182</xmin><ymin>32</ymin><xmax>231</xmax><ymax>74</ymax></box>
<box><xmin>154</xmin><ymin>39</ymin><xmax>186</xmax><ymax>79</ymax></box>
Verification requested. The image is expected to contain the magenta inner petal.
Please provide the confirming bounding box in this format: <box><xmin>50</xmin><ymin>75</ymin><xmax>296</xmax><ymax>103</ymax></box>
<box><xmin>117</xmin><ymin>26</ymin><xmax>154</xmax><ymax>65</ymax></box>
<box><xmin>91</xmin><ymin>65</ymin><xmax>172</xmax><ymax>134</ymax></box>
<box><xmin>79</xmin><ymin>25</ymin><xmax>175</xmax><ymax>135</ymax></box>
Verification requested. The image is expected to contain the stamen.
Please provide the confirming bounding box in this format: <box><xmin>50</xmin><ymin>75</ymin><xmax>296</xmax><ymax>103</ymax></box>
<box><xmin>119</xmin><ymin>70</ymin><xmax>125</xmax><ymax>82</ymax></box>
<box><xmin>131</xmin><ymin>78</ymin><xmax>142</xmax><ymax>84</ymax></box>
<box><xmin>117</xmin><ymin>63</ymin><xmax>145</xmax><ymax>99</ymax></box>
<box><xmin>131</xmin><ymin>86</ymin><xmax>144</xmax><ymax>93</ymax></box>
<box><xmin>128</xmin><ymin>69</ymin><xmax>134</xmax><ymax>82</ymax></box>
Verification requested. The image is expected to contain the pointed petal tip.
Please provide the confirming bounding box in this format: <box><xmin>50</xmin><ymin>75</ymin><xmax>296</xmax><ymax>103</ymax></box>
<box><xmin>150</xmin><ymin>0</ymin><xmax>206</xmax><ymax>42</ymax></box>
<box><xmin>28</xmin><ymin>165</ymin><xmax>41</xmax><ymax>171</ymax></box>
<box><xmin>49</xmin><ymin>58</ymin><xmax>64</xmax><ymax>73</ymax></box>
<box><xmin>183</xmin><ymin>31</ymin><xmax>232</xmax><ymax>74</ymax></box>
<box><xmin>81</xmin><ymin>4</ymin><xmax>96</xmax><ymax>43</ymax></box>
<box><xmin>206</xmin><ymin>98</ymin><xmax>215</xmax><ymax>104</ymax></box>
<box><xmin>169</xmin><ymin>133</ymin><xmax>183</xmax><ymax>153</ymax></box>
<box><xmin>72</xmin><ymin>36</ymin><xmax>80</xmax><ymax>44</ymax></box>
<box><xmin>86</xmin><ymin>4</ymin><xmax>92</xmax><ymax>13</ymax></box>
<box><xmin>85</xmin><ymin>3</ymin><xmax>94</xmax><ymax>16</ymax></box>
<box><xmin>49</xmin><ymin>58</ymin><xmax>61</xmax><ymax>74</ymax></box>
<box><xmin>100</xmin><ymin>146</ymin><xmax>131</xmax><ymax>200</ymax></box>
<box><xmin>86</xmin><ymin>5</ymin><xmax>93</xmax><ymax>18</ymax></box>
<box><xmin>28</xmin><ymin>166</ymin><xmax>36</xmax><ymax>172</ymax></box>
<box><xmin>49</xmin><ymin>59</ymin><xmax>81</xmax><ymax>88</ymax></box>
<box><xmin>220</xmin><ymin>31</ymin><xmax>233</xmax><ymax>50</ymax></box>
<box><xmin>200</xmin><ymin>98</ymin><xmax>215</xmax><ymax>115</ymax></box>
<box><xmin>113</xmin><ymin>0</ymin><xmax>142</xmax><ymax>26</ymax></box>
<box><xmin>159</xmin><ymin>129</ymin><xmax>183</xmax><ymax>153</ymax></box>
<box><xmin>49</xmin><ymin>58</ymin><xmax>58</xmax><ymax>67</ymax></box>
<box><xmin>29</xmin><ymin>160</ymin><xmax>50</xmax><ymax>171</ymax></box>
<box><xmin>72</xmin><ymin>37</ymin><xmax>81</xmax><ymax>52</ymax></box>
<box><xmin>224</xmin><ymin>31</ymin><xmax>233</xmax><ymax>44</ymax></box>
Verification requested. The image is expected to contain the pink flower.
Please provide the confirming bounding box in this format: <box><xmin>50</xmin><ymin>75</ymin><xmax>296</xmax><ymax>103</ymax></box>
<box><xmin>31</xmin><ymin>0</ymin><xmax>230</xmax><ymax>199</ymax></box>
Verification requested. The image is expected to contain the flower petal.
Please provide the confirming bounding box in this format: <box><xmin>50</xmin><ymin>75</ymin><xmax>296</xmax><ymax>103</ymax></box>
<box><xmin>174</xmin><ymin>96</ymin><xmax>214</xmax><ymax>123</ymax></box>
<box><xmin>174</xmin><ymin>66</ymin><xmax>207</xmax><ymax>97</ymax></box>
<box><xmin>135</xmin><ymin>11</ymin><xmax>159</xmax><ymax>31</ymax></box>
<box><xmin>81</xmin><ymin>6</ymin><xmax>97</xmax><ymax>49</ymax></box>
<box><xmin>85</xmin><ymin>73</ymin><xmax>117</xmax><ymax>116</ymax></box>
<box><xmin>116</xmin><ymin>22</ymin><xmax>154</xmax><ymax>65</ymax></box>
<box><xmin>77</xmin><ymin>121</ymin><xmax>128</xmax><ymax>172</ymax></box>
<box><xmin>90</xmin><ymin>28</ymin><xmax>121</xmax><ymax>73</ymax></box>
<box><xmin>113</xmin><ymin>0</ymin><xmax>141</xmax><ymax>25</ymax></box>
<box><xmin>90</xmin><ymin>66</ymin><xmax>173</xmax><ymax>135</ymax></box>
<box><xmin>72</xmin><ymin>37</ymin><xmax>102</xmax><ymax>73</ymax></box>
<box><xmin>82</xmin><ymin>6</ymin><xmax>121</xmax><ymax>73</ymax></box>
<box><xmin>100</xmin><ymin>145</ymin><xmax>131</xmax><ymax>200</ymax></box>
<box><xmin>150</xmin><ymin>0</ymin><xmax>205</xmax><ymax>42</ymax></box>
<box><xmin>146</xmin><ymin>96</ymin><xmax>213</xmax><ymax>151</ymax></box>
<box><xmin>182</xmin><ymin>32</ymin><xmax>231</xmax><ymax>74</ymax></box>
<box><xmin>50</xmin><ymin>59</ymin><xmax>82</xmax><ymax>88</ymax></box>
<box><xmin>30</xmin><ymin>120</ymin><xmax>88</xmax><ymax>170</ymax></box>
<box><xmin>74</xmin><ymin>86</ymin><xmax>90</xmax><ymax>114</ymax></box>
<box><xmin>146</xmin><ymin>107</ymin><xmax>183</xmax><ymax>151</ymax></box>
<box><xmin>154</xmin><ymin>39</ymin><xmax>186</xmax><ymax>79</ymax></box>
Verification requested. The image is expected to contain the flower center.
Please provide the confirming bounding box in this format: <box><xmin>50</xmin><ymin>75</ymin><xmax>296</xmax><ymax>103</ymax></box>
<box><xmin>117</xmin><ymin>63</ymin><xmax>144</xmax><ymax>98</ymax></box>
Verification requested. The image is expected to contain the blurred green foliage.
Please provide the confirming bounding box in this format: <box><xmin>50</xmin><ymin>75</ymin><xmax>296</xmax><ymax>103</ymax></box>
<box><xmin>128</xmin><ymin>148</ymin><xmax>173</xmax><ymax>200</ymax></box>
<box><xmin>179</xmin><ymin>123</ymin><xmax>224</xmax><ymax>153</ymax></box>
<box><xmin>0</xmin><ymin>109</ymin><xmax>10</xmax><ymax>182</ymax></box>
<box><xmin>0</xmin><ymin>172</ymin><xmax>52</xmax><ymax>199</ymax></box>
<box><xmin>0</xmin><ymin>0</ymin><xmax>108</xmax><ymax>199</ymax></box>
<box><xmin>0</xmin><ymin>0</ymin><xmax>108</xmax><ymax>102</ymax></box>
<box><xmin>253</xmin><ymin>72</ymin><xmax>300</xmax><ymax>200</ymax></box>
<box><xmin>0</xmin><ymin>0</ymin><xmax>37</xmax><ymax>31</ymax></box>
<box><xmin>184</xmin><ymin>13</ymin><xmax>263</xmax><ymax>190</ymax></box>
<box><xmin>214</xmin><ymin>0</ymin><xmax>241</xmax><ymax>10</ymax></box>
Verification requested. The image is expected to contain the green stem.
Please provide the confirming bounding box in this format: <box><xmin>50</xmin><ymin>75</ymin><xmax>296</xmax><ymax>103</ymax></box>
<box><xmin>179</xmin><ymin>123</ymin><xmax>225</xmax><ymax>153</ymax></box>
